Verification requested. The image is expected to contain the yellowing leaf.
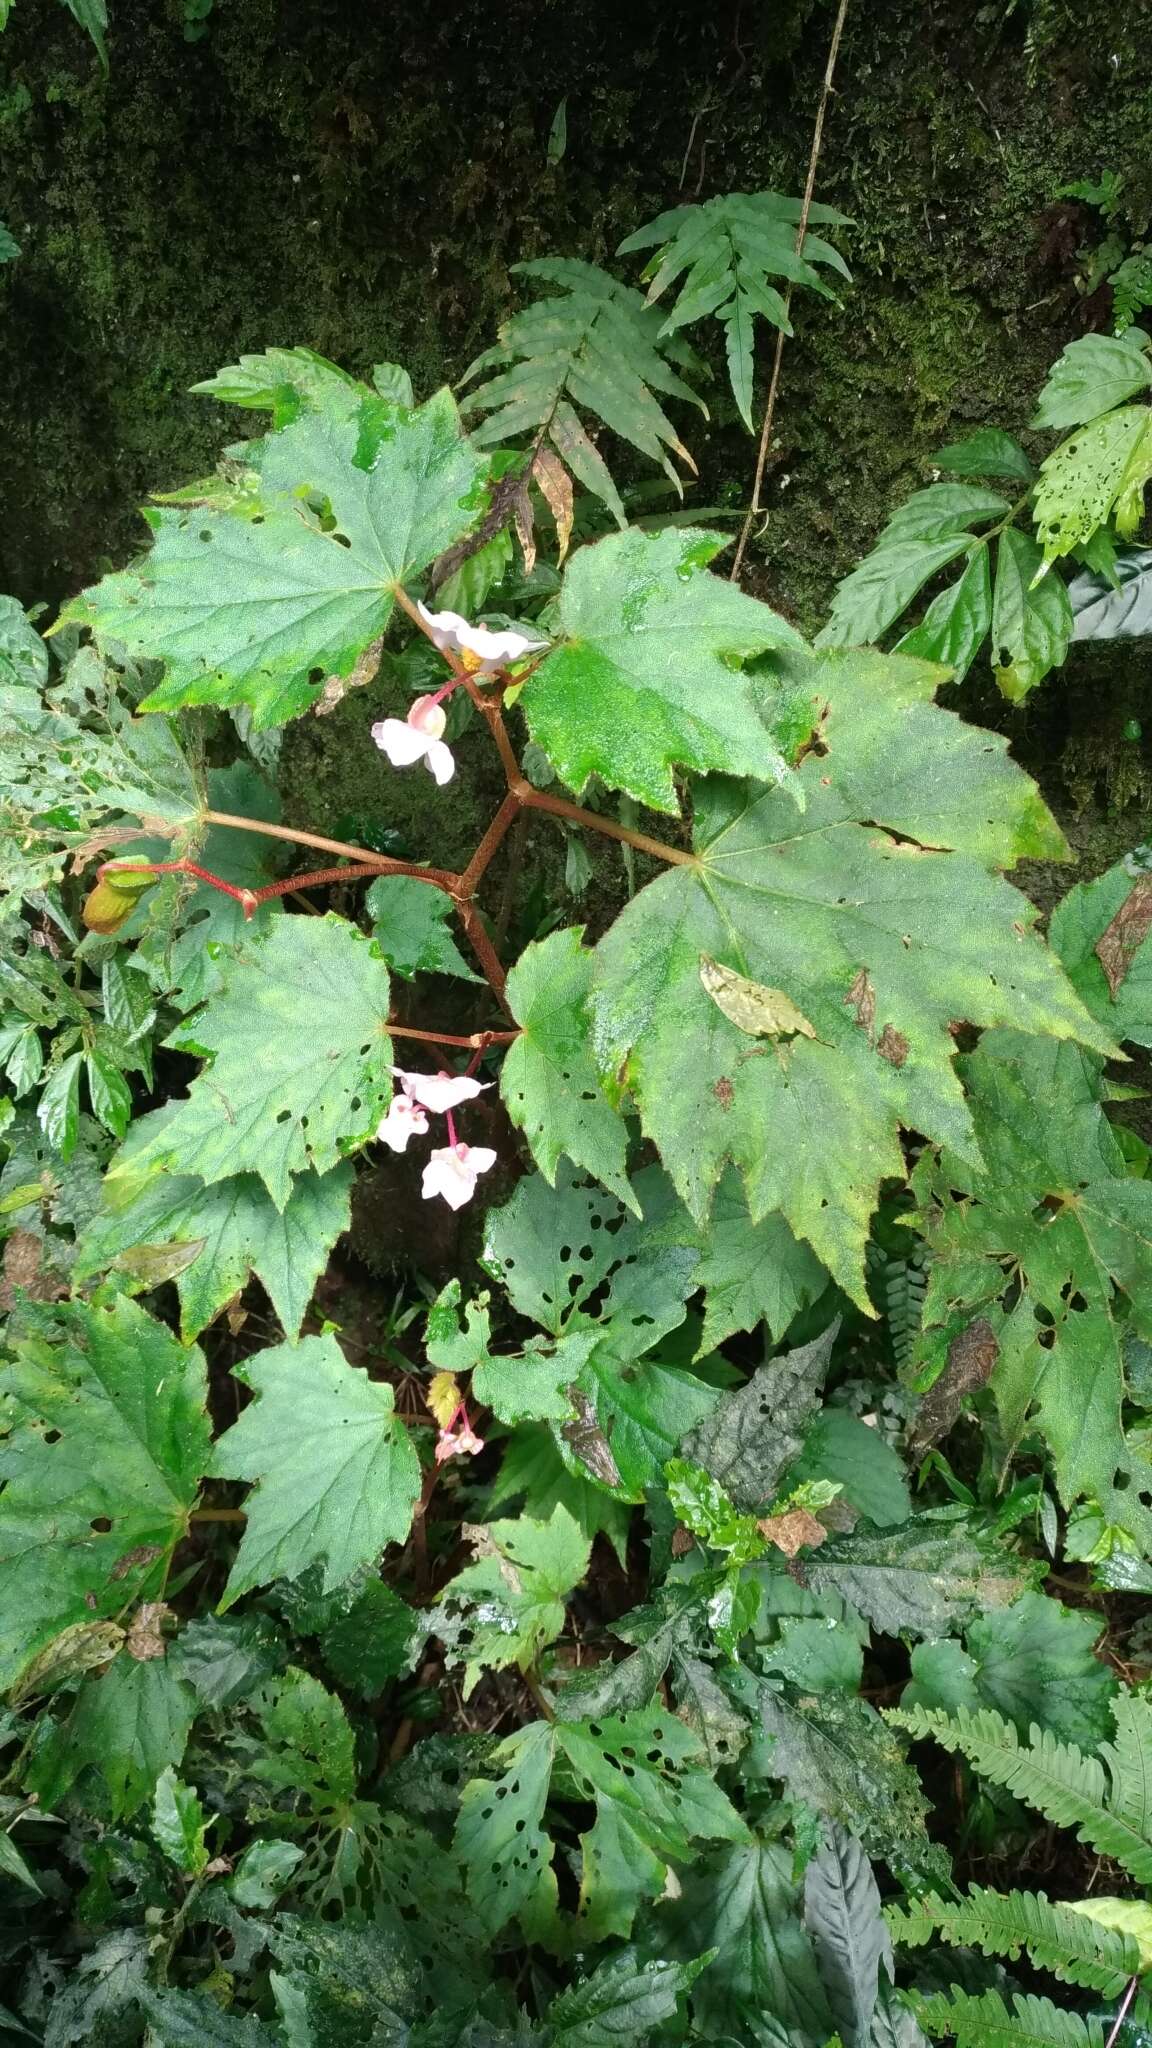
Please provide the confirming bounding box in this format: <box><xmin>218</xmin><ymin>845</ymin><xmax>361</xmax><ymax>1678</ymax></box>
<box><xmin>427</xmin><ymin>1371</ymin><xmax>462</xmax><ymax>1428</ymax></box>
<box><xmin>699</xmin><ymin>956</ymin><xmax>817</xmax><ymax>1040</ymax></box>
<box><xmin>1067</xmin><ymin>1897</ymin><xmax>1152</xmax><ymax>1969</ymax></box>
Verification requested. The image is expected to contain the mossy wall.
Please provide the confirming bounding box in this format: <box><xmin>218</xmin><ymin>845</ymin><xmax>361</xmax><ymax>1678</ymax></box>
<box><xmin>2</xmin><ymin>0</ymin><xmax>1151</xmax><ymax>835</ymax></box>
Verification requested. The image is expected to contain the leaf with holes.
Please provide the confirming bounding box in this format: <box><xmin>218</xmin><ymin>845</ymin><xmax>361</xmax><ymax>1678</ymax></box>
<box><xmin>64</xmin><ymin>386</ymin><xmax>488</xmax><ymax>728</ymax></box>
<box><xmin>804</xmin><ymin>1508</ymin><xmax>1034</xmax><ymax>1640</ymax></box>
<box><xmin>913</xmin><ymin>1028</ymin><xmax>1152</xmax><ymax>1551</ymax></box>
<box><xmin>113</xmin><ymin>914</ymin><xmax>391</xmax><ymax>1210</ymax></box>
<box><xmin>634</xmin><ymin>1162</ymin><xmax>827</xmax><ymax>1352</ymax></box>
<box><xmin>989</xmin><ymin>527</ymin><xmax>1073</xmax><ymax>700</ymax></box>
<box><xmin>211</xmin><ymin>1333</ymin><xmax>421</xmax><ymax>1604</ymax></box>
<box><xmin>0</xmin><ymin>1296</ymin><xmax>209</xmax><ymax>1693</ymax></box>
<box><xmin>520</xmin><ymin>526</ymin><xmax>803</xmax><ymax>813</ymax></box>
<box><xmin>1033</xmin><ymin>406</ymin><xmax>1152</xmax><ymax>562</ymax></box>
<box><xmin>589</xmin><ymin>647</ymin><xmax>1103</xmax><ymax>1304</ymax></box>
<box><xmin>433</xmin><ymin>1507</ymin><xmax>590</xmax><ymax>1696</ymax></box>
<box><xmin>682</xmin><ymin>1321</ymin><xmax>838</xmax><ymax>1510</ymax></box>
<box><xmin>501</xmin><ymin>927</ymin><xmax>636</xmax><ymax>1210</ymax></box>
<box><xmin>77</xmin><ymin>1115</ymin><xmax>352</xmax><ymax>1339</ymax></box>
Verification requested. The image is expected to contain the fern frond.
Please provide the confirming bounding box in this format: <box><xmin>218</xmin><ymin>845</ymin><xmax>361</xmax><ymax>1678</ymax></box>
<box><xmin>887</xmin><ymin>1887</ymin><xmax>1138</xmax><ymax>1995</ymax></box>
<box><xmin>458</xmin><ymin>258</ymin><xmax>707</xmax><ymax>523</ymax></box>
<box><xmin>890</xmin><ymin>1702</ymin><xmax>1152</xmax><ymax>1884</ymax></box>
<box><xmin>619</xmin><ymin>191</ymin><xmax>851</xmax><ymax>428</ymax></box>
<box><xmin>911</xmin><ymin>1987</ymin><xmax>1104</xmax><ymax>2048</ymax></box>
<box><xmin>884</xmin><ymin>1248</ymin><xmax>930</xmax><ymax>1371</ymax></box>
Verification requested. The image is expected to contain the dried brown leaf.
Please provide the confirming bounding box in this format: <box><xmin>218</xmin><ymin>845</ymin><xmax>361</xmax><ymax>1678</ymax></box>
<box><xmin>531</xmin><ymin>445</ymin><xmax>575</xmax><ymax>564</ymax></box>
<box><xmin>908</xmin><ymin>1315</ymin><xmax>999</xmax><ymax>1459</ymax></box>
<box><xmin>757</xmin><ymin>1507</ymin><xmax>828</xmax><ymax>1558</ymax></box>
<box><xmin>125</xmin><ymin>1602</ymin><xmax>172</xmax><ymax>1662</ymax></box>
<box><xmin>1095</xmin><ymin>874</ymin><xmax>1152</xmax><ymax>999</ymax></box>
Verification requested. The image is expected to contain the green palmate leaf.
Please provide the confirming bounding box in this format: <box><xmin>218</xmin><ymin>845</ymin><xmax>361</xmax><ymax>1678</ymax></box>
<box><xmin>753</xmin><ymin>1686</ymin><xmax>947</xmax><ymax>1887</ymax></box>
<box><xmin>589</xmin><ymin>649</ymin><xmax>1096</xmax><ymax>1303</ymax></box>
<box><xmin>989</xmin><ymin>526</ymin><xmax>1073</xmax><ymax>699</ymax></box>
<box><xmin>935</xmin><ymin>430</ymin><xmax>1035</xmax><ymax>483</ymax></box>
<box><xmin>804</xmin><ymin>1825</ymin><xmax>892</xmax><ymax>2048</ymax></box>
<box><xmin>1050</xmin><ymin>856</ymin><xmax>1152</xmax><ymax>1049</ymax></box>
<box><xmin>521</xmin><ymin>526</ymin><xmax>802</xmax><ymax>813</ymax></box>
<box><xmin>433</xmin><ymin>1507</ymin><xmax>590</xmax><ymax>1696</ymax></box>
<box><xmin>211</xmin><ymin>1333</ymin><xmax>422</xmax><ymax>1605</ymax></box>
<box><xmin>888</xmin><ymin>1885</ymin><xmax>1140</xmax><ymax>1997</ymax></box>
<box><xmin>473</xmin><ymin>1330</ymin><xmax>598</xmax><ymax>1426</ymax></box>
<box><xmin>910</xmin><ymin>1986</ymin><xmax>1104</xmax><ymax>2048</ymax></box>
<box><xmin>151</xmin><ymin>1765</ymin><xmax>210</xmax><ymax>1876</ymax></box>
<box><xmin>682</xmin><ymin>1321</ymin><xmax>837</xmax><ymax>1509</ymax></box>
<box><xmin>138</xmin><ymin>1990</ymin><xmax>277</xmax><ymax>2048</ymax></box>
<box><xmin>1069</xmin><ymin>544</ymin><xmax>1152</xmax><ymax>642</ymax></box>
<box><xmin>191</xmin><ymin>343</ymin><xmax>373</xmax><ymax>423</ymax></box>
<box><xmin>65</xmin><ymin>386</ymin><xmax>488</xmax><ymax>728</ymax></box>
<box><xmin>894</xmin><ymin>546</ymin><xmax>993</xmax><ymax>684</ymax></box>
<box><xmin>903</xmin><ymin>1592</ymin><xmax>1116</xmax><ymax>1748</ymax></box>
<box><xmin>1031</xmin><ymin>332</ymin><xmax>1152</xmax><ymax>430</ymax></box>
<box><xmin>913</xmin><ymin>1029</ymin><xmax>1152</xmax><ymax>1547</ymax></box>
<box><xmin>487</xmin><ymin>1424</ymin><xmax>633</xmax><ymax>1564</ymax></box>
<box><xmin>620</xmin><ymin>190</ymin><xmax>850</xmax><ymax>429</ymax></box>
<box><xmin>634</xmin><ymin>1162</ymin><xmax>827</xmax><ymax>1352</ymax></box>
<box><xmin>659</xmin><ymin>1835</ymin><xmax>835</xmax><ymax>2046</ymax></box>
<box><xmin>456</xmin><ymin>1706</ymin><xmax>747</xmax><ymax>1942</ymax></box>
<box><xmin>549</xmin><ymin>1950</ymin><xmax>715</xmax><ymax>2047</ymax></box>
<box><xmin>804</xmin><ymin>1509</ymin><xmax>1033</xmax><ymax>1641</ymax></box>
<box><xmin>0</xmin><ymin>1296</ymin><xmax>209</xmax><ymax>1692</ymax></box>
<box><xmin>460</xmin><ymin>256</ymin><xmax>705</xmax><ymax>522</ymax></box>
<box><xmin>501</xmin><ymin>927</ymin><xmax>636</xmax><ymax>1210</ymax></box>
<box><xmin>115</xmin><ymin>914</ymin><xmax>392</xmax><ymax>1210</ymax></box>
<box><xmin>366</xmin><ymin>873</ymin><xmax>481</xmax><ymax>981</ymax></box>
<box><xmin>1034</xmin><ymin>405</ymin><xmax>1152</xmax><ymax>562</ymax></box>
<box><xmin>888</xmin><ymin>1693</ymin><xmax>1152</xmax><ymax>1884</ymax></box>
<box><xmin>77</xmin><ymin>1114</ymin><xmax>352</xmax><ymax>1340</ymax></box>
<box><xmin>26</xmin><ymin>1653</ymin><xmax>198</xmax><ymax>1818</ymax></box>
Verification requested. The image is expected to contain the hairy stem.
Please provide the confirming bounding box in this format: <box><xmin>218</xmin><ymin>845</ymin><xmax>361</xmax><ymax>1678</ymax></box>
<box><xmin>456</xmin><ymin>900</ymin><xmax>512</xmax><ymax>1008</ymax></box>
<box><xmin>731</xmin><ymin>0</ymin><xmax>850</xmax><ymax>582</ymax></box>
<box><xmin>516</xmin><ymin>785</ymin><xmax>697</xmax><ymax>867</ymax></box>
<box><xmin>202</xmin><ymin>808</ymin><xmax>455</xmax><ymax>887</ymax></box>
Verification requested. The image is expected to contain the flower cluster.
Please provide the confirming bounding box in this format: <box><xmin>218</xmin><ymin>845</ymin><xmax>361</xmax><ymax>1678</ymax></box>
<box><xmin>378</xmin><ymin>1064</ymin><xmax>497</xmax><ymax>1210</ymax></box>
<box><xmin>370</xmin><ymin>605</ymin><xmax>547</xmax><ymax>786</ymax></box>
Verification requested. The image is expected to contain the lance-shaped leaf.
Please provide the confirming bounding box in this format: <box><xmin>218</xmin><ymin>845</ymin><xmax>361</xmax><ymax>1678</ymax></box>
<box><xmin>659</xmin><ymin>1835</ymin><xmax>835</xmax><ymax>2046</ymax></box>
<box><xmin>804</xmin><ymin>1825</ymin><xmax>892</xmax><ymax>2048</ymax></box>
<box><xmin>64</xmin><ymin>387</ymin><xmax>488</xmax><ymax>728</ymax></box>
<box><xmin>589</xmin><ymin>650</ymin><xmax>1102</xmax><ymax>1303</ymax></box>
<box><xmin>548</xmin><ymin>1950</ymin><xmax>715</xmax><ymax>2046</ymax></box>
<box><xmin>114</xmin><ymin>914</ymin><xmax>392</xmax><ymax>1210</ymax></box>
<box><xmin>211</xmin><ymin>1333</ymin><xmax>421</xmax><ymax>1604</ymax></box>
<box><xmin>913</xmin><ymin>1029</ymin><xmax>1152</xmax><ymax>1549</ymax></box>
<box><xmin>501</xmin><ymin>927</ymin><xmax>636</xmax><ymax>1210</ymax></box>
<box><xmin>0</xmin><ymin>1297</ymin><xmax>210</xmax><ymax>1692</ymax></box>
<box><xmin>682</xmin><ymin>1321</ymin><xmax>838</xmax><ymax>1509</ymax></box>
<box><xmin>989</xmin><ymin>527</ymin><xmax>1073</xmax><ymax>700</ymax></box>
<box><xmin>804</xmin><ymin>1509</ymin><xmax>1034</xmax><ymax>1640</ymax></box>
<box><xmin>77</xmin><ymin>1112</ymin><xmax>352</xmax><ymax>1340</ymax></box>
<box><xmin>520</xmin><ymin>526</ymin><xmax>803</xmax><ymax>813</ymax></box>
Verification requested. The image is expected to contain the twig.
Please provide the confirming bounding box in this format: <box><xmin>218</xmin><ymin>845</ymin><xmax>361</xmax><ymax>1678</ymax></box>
<box><xmin>386</xmin><ymin>1025</ymin><xmax>519</xmax><ymax>1049</ymax></box>
<box><xmin>1105</xmin><ymin>1977</ymin><xmax>1139</xmax><ymax>2048</ymax></box>
<box><xmin>731</xmin><ymin>0</ymin><xmax>850</xmax><ymax>582</ymax></box>
<box><xmin>517</xmin><ymin>785</ymin><xmax>697</xmax><ymax>867</ymax></box>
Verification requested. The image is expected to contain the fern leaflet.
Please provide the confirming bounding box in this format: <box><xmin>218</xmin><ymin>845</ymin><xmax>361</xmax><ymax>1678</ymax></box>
<box><xmin>887</xmin><ymin>1886</ymin><xmax>1139</xmax><ymax>1995</ymax></box>
<box><xmin>911</xmin><ymin>1988</ymin><xmax>1104</xmax><ymax>2048</ymax></box>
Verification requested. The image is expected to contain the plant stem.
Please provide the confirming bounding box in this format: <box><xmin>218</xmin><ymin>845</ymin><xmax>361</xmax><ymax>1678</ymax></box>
<box><xmin>1105</xmin><ymin>1977</ymin><xmax>1139</xmax><ymax>2048</ymax></box>
<box><xmin>386</xmin><ymin>1024</ymin><xmax>519</xmax><ymax>1049</ymax></box>
<box><xmin>731</xmin><ymin>0</ymin><xmax>850</xmax><ymax>583</ymax></box>
<box><xmin>517</xmin><ymin>785</ymin><xmax>697</xmax><ymax>867</ymax></box>
<box><xmin>190</xmin><ymin>1508</ymin><xmax>247</xmax><ymax>1524</ymax></box>
<box><xmin>456</xmin><ymin>899</ymin><xmax>512</xmax><ymax>1008</ymax></box>
<box><xmin>202</xmin><ymin>808</ymin><xmax>454</xmax><ymax>885</ymax></box>
<box><xmin>457</xmin><ymin>792</ymin><xmax>522</xmax><ymax>897</ymax></box>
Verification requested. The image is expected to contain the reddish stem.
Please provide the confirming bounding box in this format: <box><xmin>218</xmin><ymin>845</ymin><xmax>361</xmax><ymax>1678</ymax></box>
<box><xmin>515</xmin><ymin>786</ymin><xmax>697</xmax><ymax>867</ymax></box>
<box><xmin>445</xmin><ymin>1108</ymin><xmax>459</xmax><ymax>1148</ymax></box>
<box><xmin>386</xmin><ymin>1025</ymin><xmax>519</xmax><ymax>1050</ymax></box>
<box><xmin>456</xmin><ymin>792</ymin><xmax>521</xmax><ymax>898</ymax></box>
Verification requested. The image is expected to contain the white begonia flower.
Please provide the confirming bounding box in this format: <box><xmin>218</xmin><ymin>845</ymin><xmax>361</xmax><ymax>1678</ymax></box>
<box><xmin>376</xmin><ymin>1091</ymin><xmax>429</xmax><ymax>1154</ymax></box>
<box><xmin>371</xmin><ymin>695</ymin><xmax>455</xmax><ymax>785</ymax></box>
<box><xmin>391</xmin><ymin>1067</ymin><xmax>491</xmax><ymax>1114</ymax></box>
<box><xmin>421</xmin><ymin>1141</ymin><xmax>498</xmax><ymax>1211</ymax></box>
<box><xmin>417</xmin><ymin>602</ymin><xmax>548</xmax><ymax>674</ymax></box>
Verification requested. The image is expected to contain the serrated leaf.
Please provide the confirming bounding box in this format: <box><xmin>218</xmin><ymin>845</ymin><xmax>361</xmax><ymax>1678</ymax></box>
<box><xmin>26</xmin><ymin>1653</ymin><xmax>197</xmax><ymax>1818</ymax></box>
<box><xmin>1032</xmin><ymin>333</ymin><xmax>1152</xmax><ymax>430</ymax></box>
<box><xmin>319</xmin><ymin>1578</ymin><xmax>422</xmax><ymax>1699</ymax></box>
<box><xmin>473</xmin><ymin>1330</ymin><xmax>596</xmax><ymax>1426</ymax></box>
<box><xmin>454</xmin><ymin>1719</ymin><xmax>558</xmax><ymax>1935</ymax></box>
<box><xmin>522</xmin><ymin>525</ymin><xmax>801</xmax><ymax>812</ymax></box>
<box><xmin>818</xmin><ymin>535</ymin><xmax>976</xmax><ymax>647</ymax></box>
<box><xmin>989</xmin><ymin>526</ymin><xmax>1073</xmax><ymax>699</ymax></box>
<box><xmin>501</xmin><ymin>927</ymin><xmax>636</xmax><ymax>1210</ymax></box>
<box><xmin>682</xmin><ymin>1322</ymin><xmax>837</xmax><ymax>1510</ymax></box>
<box><xmin>115</xmin><ymin>914</ymin><xmax>391</xmax><ymax>1209</ymax></box>
<box><xmin>890</xmin><ymin>1885</ymin><xmax>1140</xmax><ymax>1997</ymax></box>
<box><xmin>138</xmin><ymin>1989</ymin><xmax>277</xmax><ymax>2047</ymax></box>
<box><xmin>1034</xmin><ymin>406</ymin><xmax>1152</xmax><ymax>562</ymax></box>
<box><xmin>191</xmin><ymin>343</ymin><xmax>371</xmax><ymax>421</ymax></box>
<box><xmin>894</xmin><ymin>546</ymin><xmax>992</xmax><ymax>684</ymax></box>
<box><xmin>488</xmin><ymin>1423</ymin><xmax>633</xmax><ymax>1564</ymax></box>
<box><xmin>151</xmin><ymin>1765</ymin><xmax>210</xmax><ymax>1876</ymax></box>
<box><xmin>77</xmin><ymin>1123</ymin><xmax>352</xmax><ymax>1340</ymax></box>
<box><xmin>590</xmin><ymin>648</ymin><xmax>1103</xmax><ymax>1302</ymax></box>
<box><xmin>659</xmin><ymin>1834</ymin><xmax>835</xmax><ymax>2045</ymax></box>
<box><xmin>804</xmin><ymin>1510</ymin><xmax>1032</xmax><ymax>1641</ymax></box>
<box><xmin>36</xmin><ymin>1051</ymin><xmax>82</xmax><ymax>1160</ymax></box>
<box><xmin>365</xmin><ymin>873</ymin><xmax>481</xmax><ymax>981</ymax></box>
<box><xmin>804</xmin><ymin>1826</ymin><xmax>891</xmax><ymax>2048</ymax></box>
<box><xmin>434</xmin><ymin>1507</ymin><xmax>590</xmax><ymax>1696</ymax></box>
<box><xmin>549</xmin><ymin>1950</ymin><xmax>714</xmax><ymax>2046</ymax></box>
<box><xmin>0</xmin><ymin>1296</ymin><xmax>209</xmax><ymax>1692</ymax></box>
<box><xmin>904</xmin><ymin>1591</ymin><xmax>1116</xmax><ymax>1748</ymax></box>
<box><xmin>229</xmin><ymin>1836</ymin><xmax>306</xmax><ymax>1909</ymax></box>
<box><xmin>84</xmin><ymin>1049</ymin><xmax>132</xmax><ymax>1140</ymax></box>
<box><xmin>934</xmin><ymin>430</ymin><xmax>1035</xmax><ymax>482</ymax></box>
<box><xmin>634</xmin><ymin>1161</ymin><xmax>827</xmax><ymax>1352</ymax></box>
<box><xmin>25</xmin><ymin>1930</ymin><xmax>150</xmax><ymax>2047</ymax></box>
<box><xmin>878</xmin><ymin>486</ymin><xmax>1011</xmax><ymax>546</ymax></box>
<box><xmin>911</xmin><ymin>1985</ymin><xmax>1104</xmax><ymax>2048</ymax></box>
<box><xmin>787</xmin><ymin>1408</ymin><xmax>911</xmax><ymax>1527</ymax></box>
<box><xmin>66</xmin><ymin>387</ymin><xmax>487</xmax><ymax>728</ymax></box>
<box><xmin>211</xmin><ymin>1333</ymin><xmax>421</xmax><ymax>1604</ymax></box>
